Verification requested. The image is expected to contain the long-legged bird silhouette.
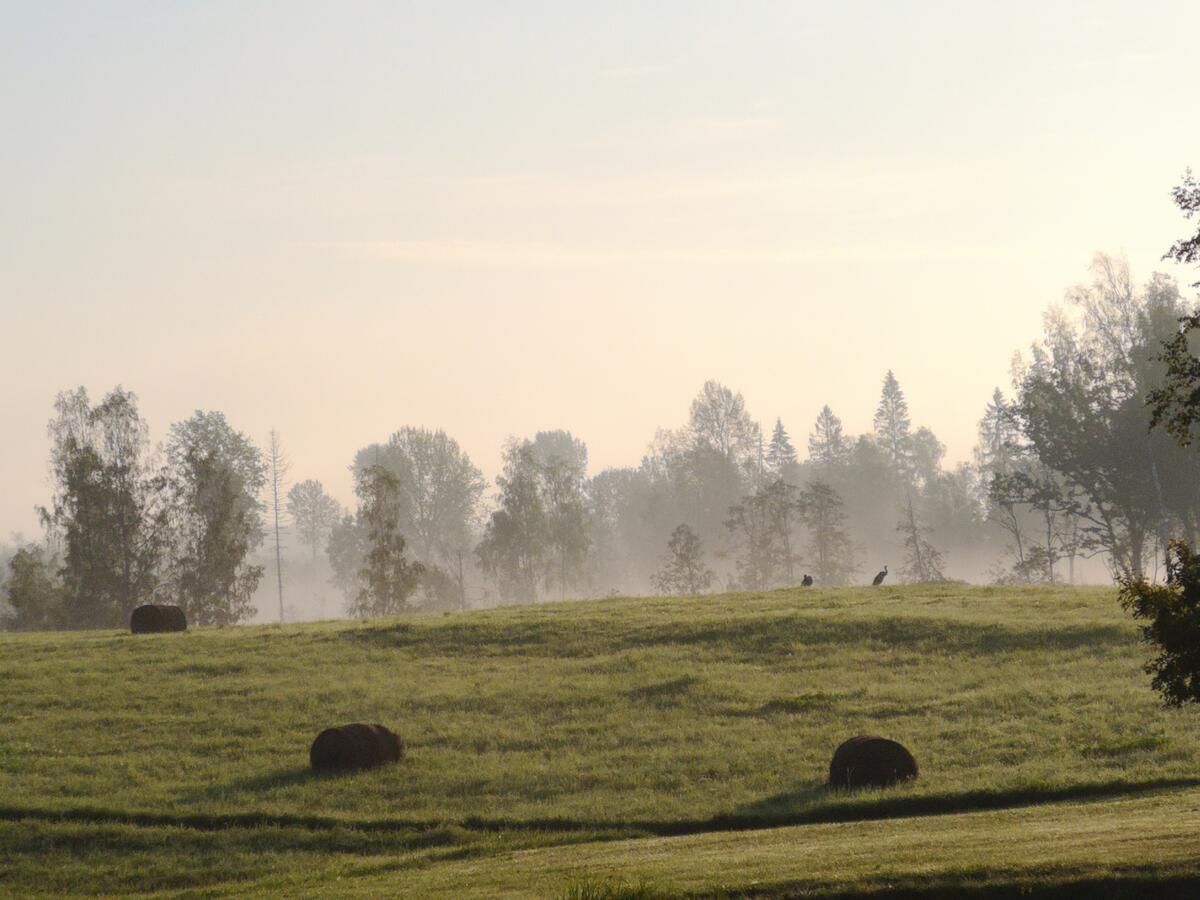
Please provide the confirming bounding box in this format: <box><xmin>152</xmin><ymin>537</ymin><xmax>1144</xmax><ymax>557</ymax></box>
<box><xmin>872</xmin><ymin>565</ymin><xmax>888</xmax><ymax>586</ymax></box>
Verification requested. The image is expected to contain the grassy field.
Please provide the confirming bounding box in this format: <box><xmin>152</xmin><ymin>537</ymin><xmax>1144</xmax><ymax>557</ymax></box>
<box><xmin>2</xmin><ymin>584</ymin><xmax>1199</xmax><ymax>897</ymax></box>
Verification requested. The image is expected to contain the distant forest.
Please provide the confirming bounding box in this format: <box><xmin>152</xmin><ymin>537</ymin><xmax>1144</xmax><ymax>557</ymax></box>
<box><xmin>5</xmin><ymin>174</ymin><xmax>1200</xmax><ymax>629</ymax></box>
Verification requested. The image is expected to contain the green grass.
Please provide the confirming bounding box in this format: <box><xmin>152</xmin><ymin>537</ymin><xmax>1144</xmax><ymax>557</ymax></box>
<box><xmin>1</xmin><ymin>584</ymin><xmax>1199</xmax><ymax>897</ymax></box>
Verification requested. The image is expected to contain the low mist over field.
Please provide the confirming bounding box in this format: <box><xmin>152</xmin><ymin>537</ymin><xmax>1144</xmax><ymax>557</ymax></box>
<box><xmin>6</xmin><ymin>248</ymin><xmax>1200</xmax><ymax>627</ymax></box>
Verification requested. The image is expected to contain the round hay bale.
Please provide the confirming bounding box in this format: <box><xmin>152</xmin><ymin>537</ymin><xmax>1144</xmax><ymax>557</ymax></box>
<box><xmin>130</xmin><ymin>604</ymin><xmax>188</xmax><ymax>634</ymax></box>
<box><xmin>310</xmin><ymin>723</ymin><xmax>404</xmax><ymax>772</ymax></box>
<box><xmin>160</xmin><ymin>605</ymin><xmax>188</xmax><ymax>632</ymax></box>
<box><xmin>828</xmin><ymin>735</ymin><xmax>918</xmax><ymax>788</ymax></box>
<box><xmin>130</xmin><ymin>604</ymin><xmax>166</xmax><ymax>634</ymax></box>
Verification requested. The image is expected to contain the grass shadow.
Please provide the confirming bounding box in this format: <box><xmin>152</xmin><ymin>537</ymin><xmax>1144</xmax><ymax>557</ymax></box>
<box><xmin>722</xmin><ymin>776</ymin><xmax>1200</xmax><ymax>832</ymax></box>
<box><xmin>6</xmin><ymin>776</ymin><xmax>1196</xmax><ymax>840</ymax></box>
<box><xmin>179</xmin><ymin>766</ymin><xmax>325</xmax><ymax>802</ymax></box>
<box><xmin>628</xmin><ymin>676</ymin><xmax>699</xmax><ymax>706</ymax></box>
<box><xmin>728</xmin><ymin>870</ymin><xmax>1200</xmax><ymax>899</ymax></box>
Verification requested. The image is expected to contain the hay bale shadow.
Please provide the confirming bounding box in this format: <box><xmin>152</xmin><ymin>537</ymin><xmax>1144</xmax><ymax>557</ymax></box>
<box><xmin>181</xmin><ymin>767</ymin><xmax>322</xmax><ymax>802</ymax></box>
<box><xmin>628</xmin><ymin>676</ymin><xmax>699</xmax><ymax>707</ymax></box>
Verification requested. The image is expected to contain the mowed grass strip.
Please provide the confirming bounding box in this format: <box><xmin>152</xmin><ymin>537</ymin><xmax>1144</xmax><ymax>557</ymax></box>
<box><xmin>0</xmin><ymin>817</ymin><xmax>486</xmax><ymax>898</ymax></box>
<box><xmin>352</xmin><ymin>785</ymin><xmax>1200</xmax><ymax>899</ymax></box>
<box><xmin>1</xmin><ymin>584</ymin><xmax>1199</xmax><ymax>896</ymax></box>
<box><xmin>3</xmin><ymin>787</ymin><xmax>1197</xmax><ymax>898</ymax></box>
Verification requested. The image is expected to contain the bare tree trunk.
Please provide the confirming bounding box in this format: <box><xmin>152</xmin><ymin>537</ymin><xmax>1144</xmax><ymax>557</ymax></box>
<box><xmin>1044</xmin><ymin>509</ymin><xmax>1056</xmax><ymax>584</ymax></box>
<box><xmin>456</xmin><ymin>549</ymin><xmax>466</xmax><ymax>612</ymax></box>
<box><xmin>1130</xmin><ymin>526</ymin><xmax>1145</xmax><ymax>581</ymax></box>
<box><xmin>273</xmin><ymin>494</ymin><xmax>284</xmax><ymax>621</ymax></box>
<box><xmin>781</xmin><ymin>510</ymin><xmax>794</xmax><ymax>584</ymax></box>
<box><xmin>905</xmin><ymin>490</ymin><xmax>925</xmax><ymax>580</ymax></box>
<box><xmin>267</xmin><ymin>429</ymin><xmax>289</xmax><ymax>623</ymax></box>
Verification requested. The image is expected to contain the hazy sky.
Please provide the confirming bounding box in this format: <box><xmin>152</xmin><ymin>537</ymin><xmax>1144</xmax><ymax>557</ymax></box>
<box><xmin>2</xmin><ymin>2</ymin><xmax>1198</xmax><ymax>538</ymax></box>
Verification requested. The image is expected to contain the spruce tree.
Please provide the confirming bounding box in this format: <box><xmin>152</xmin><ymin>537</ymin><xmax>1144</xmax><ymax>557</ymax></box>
<box><xmin>765</xmin><ymin>418</ymin><xmax>797</xmax><ymax>478</ymax></box>
<box><xmin>873</xmin><ymin>370</ymin><xmax>913</xmax><ymax>480</ymax></box>
<box><xmin>808</xmin><ymin>405</ymin><xmax>850</xmax><ymax>466</ymax></box>
<box><xmin>974</xmin><ymin>388</ymin><xmax>1020</xmax><ymax>476</ymax></box>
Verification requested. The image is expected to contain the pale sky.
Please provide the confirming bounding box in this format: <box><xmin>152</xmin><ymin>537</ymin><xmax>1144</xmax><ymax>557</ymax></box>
<box><xmin>2</xmin><ymin>1</ymin><xmax>1198</xmax><ymax>538</ymax></box>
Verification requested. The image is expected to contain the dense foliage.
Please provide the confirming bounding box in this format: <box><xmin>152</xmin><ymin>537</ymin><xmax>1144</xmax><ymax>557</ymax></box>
<box><xmin>1120</xmin><ymin>540</ymin><xmax>1200</xmax><ymax>706</ymax></box>
<box><xmin>4</xmin><ymin>391</ymin><xmax>268</xmax><ymax>629</ymax></box>
<box><xmin>349</xmin><ymin>464</ymin><xmax>423</xmax><ymax>618</ymax></box>
<box><xmin>650</xmin><ymin>523</ymin><xmax>715</xmax><ymax>595</ymax></box>
<box><xmin>163</xmin><ymin>411</ymin><xmax>267</xmax><ymax>625</ymax></box>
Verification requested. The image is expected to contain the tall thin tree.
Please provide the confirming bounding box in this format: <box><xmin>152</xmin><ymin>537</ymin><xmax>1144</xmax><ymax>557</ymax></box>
<box><xmin>765</xmin><ymin>418</ymin><xmax>798</xmax><ymax>479</ymax></box>
<box><xmin>808</xmin><ymin>405</ymin><xmax>850</xmax><ymax>467</ymax></box>
<box><xmin>266</xmin><ymin>429</ymin><xmax>289</xmax><ymax>623</ymax></box>
<box><xmin>873</xmin><ymin>370</ymin><xmax>913</xmax><ymax>482</ymax></box>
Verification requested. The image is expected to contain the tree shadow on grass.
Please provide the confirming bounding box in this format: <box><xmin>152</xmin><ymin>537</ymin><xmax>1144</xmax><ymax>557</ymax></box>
<box><xmin>725</xmin><ymin>776</ymin><xmax>1200</xmax><ymax>831</ymax></box>
<box><xmin>4</xmin><ymin>776</ymin><xmax>1199</xmax><ymax>840</ymax></box>
<box><xmin>730</xmin><ymin>870</ymin><xmax>1200</xmax><ymax>899</ymax></box>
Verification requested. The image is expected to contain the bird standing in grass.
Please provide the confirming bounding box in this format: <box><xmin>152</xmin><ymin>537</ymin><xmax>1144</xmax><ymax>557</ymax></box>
<box><xmin>801</xmin><ymin>574</ymin><xmax>813</xmax><ymax>587</ymax></box>
<box><xmin>872</xmin><ymin>565</ymin><xmax>888</xmax><ymax>586</ymax></box>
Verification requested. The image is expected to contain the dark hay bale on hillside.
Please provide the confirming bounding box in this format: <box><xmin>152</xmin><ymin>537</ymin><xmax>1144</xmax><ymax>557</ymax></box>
<box><xmin>130</xmin><ymin>604</ymin><xmax>188</xmax><ymax>634</ymax></box>
<box><xmin>130</xmin><ymin>605</ymin><xmax>163</xmax><ymax>633</ymax></box>
<box><xmin>828</xmin><ymin>735</ymin><xmax>918</xmax><ymax>788</ymax></box>
<box><xmin>159</xmin><ymin>605</ymin><xmax>187</xmax><ymax>631</ymax></box>
<box><xmin>310</xmin><ymin>723</ymin><xmax>404</xmax><ymax>773</ymax></box>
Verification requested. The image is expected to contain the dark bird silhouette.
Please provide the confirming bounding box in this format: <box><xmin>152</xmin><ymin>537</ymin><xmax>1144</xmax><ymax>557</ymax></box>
<box><xmin>801</xmin><ymin>574</ymin><xmax>813</xmax><ymax>587</ymax></box>
<box><xmin>872</xmin><ymin>565</ymin><xmax>888</xmax><ymax>586</ymax></box>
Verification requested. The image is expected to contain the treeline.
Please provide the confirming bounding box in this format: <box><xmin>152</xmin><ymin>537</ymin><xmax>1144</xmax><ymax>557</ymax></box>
<box><xmin>984</xmin><ymin>256</ymin><xmax>1199</xmax><ymax>583</ymax></box>
<box><xmin>457</xmin><ymin>249</ymin><xmax>1200</xmax><ymax>602</ymax></box>
<box><xmin>2</xmin><ymin>393</ymin><xmax>267</xmax><ymax>630</ymax></box>
<box><xmin>3</xmin><ymin>254</ymin><xmax>1200</xmax><ymax>629</ymax></box>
